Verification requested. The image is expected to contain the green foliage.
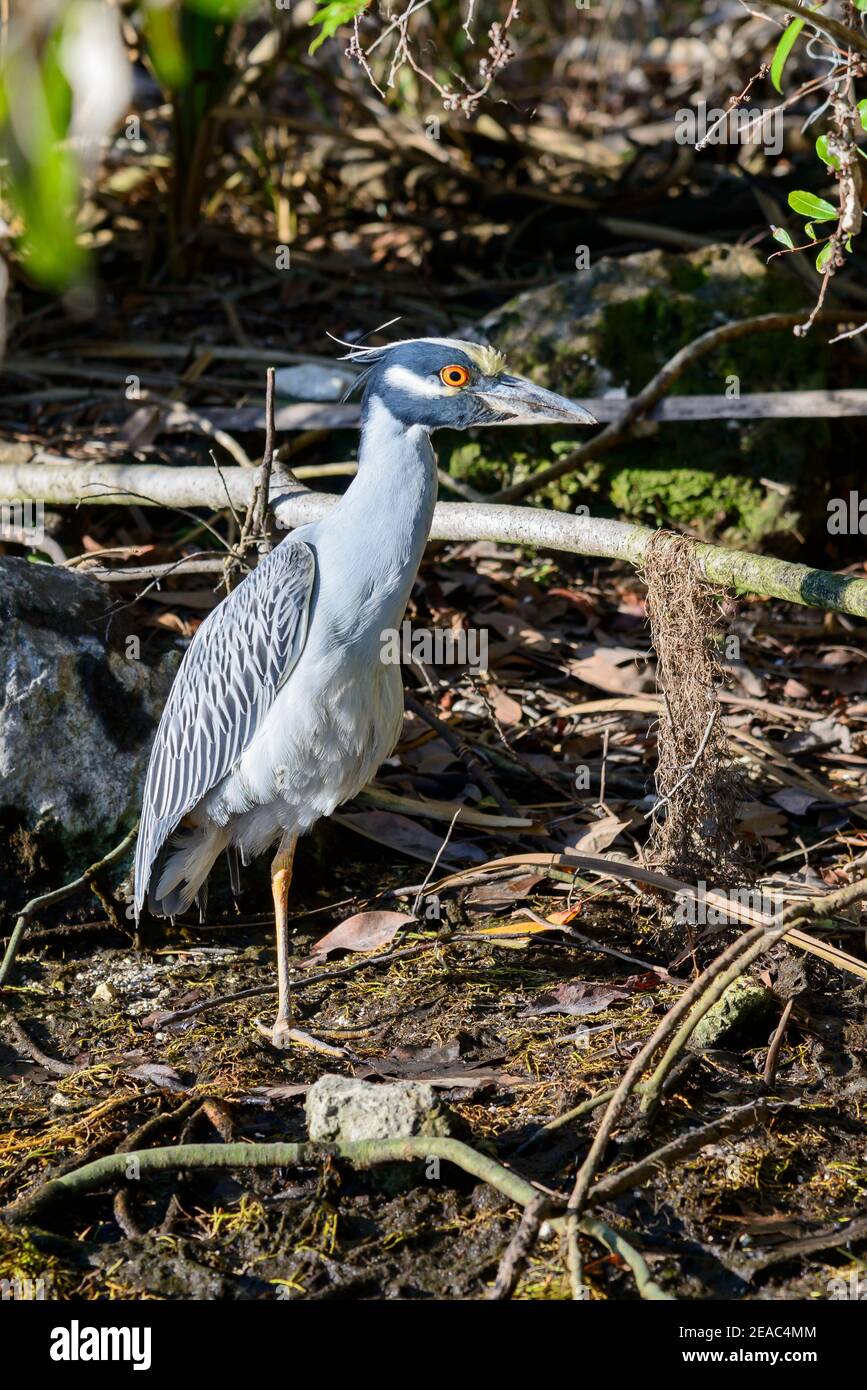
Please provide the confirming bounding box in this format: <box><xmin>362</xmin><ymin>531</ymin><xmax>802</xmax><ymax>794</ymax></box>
<box><xmin>815</xmin><ymin>133</ymin><xmax>839</xmax><ymax>170</ymax></box>
<box><xmin>815</xmin><ymin>240</ymin><xmax>833</xmax><ymax>272</ymax></box>
<box><xmin>766</xmin><ymin>10</ymin><xmax>865</xmax><ymax>288</ymax></box>
<box><xmin>787</xmin><ymin>190</ymin><xmax>837</xmax><ymax>221</ymax></box>
<box><xmin>308</xmin><ymin>0</ymin><xmax>371</xmax><ymax>55</ymax></box>
<box><xmin>770</xmin><ymin>11</ymin><xmax>809</xmax><ymax>94</ymax></box>
<box><xmin>0</xmin><ymin>15</ymin><xmax>84</xmax><ymax>288</ymax></box>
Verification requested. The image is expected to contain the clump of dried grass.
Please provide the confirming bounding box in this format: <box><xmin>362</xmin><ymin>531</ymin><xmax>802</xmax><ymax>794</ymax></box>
<box><xmin>641</xmin><ymin>531</ymin><xmax>743</xmax><ymax>881</ymax></box>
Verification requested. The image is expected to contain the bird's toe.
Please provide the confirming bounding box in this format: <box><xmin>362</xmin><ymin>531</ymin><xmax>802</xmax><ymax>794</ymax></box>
<box><xmin>255</xmin><ymin>1016</ymin><xmax>296</xmax><ymax>1050</ymax></box>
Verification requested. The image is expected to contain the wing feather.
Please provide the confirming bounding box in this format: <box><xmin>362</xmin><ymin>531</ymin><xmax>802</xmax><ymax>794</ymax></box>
<box><xmin>134</xmin><ymin>539</ymin><xmax>316</xmax><ymax>914</ymax></box>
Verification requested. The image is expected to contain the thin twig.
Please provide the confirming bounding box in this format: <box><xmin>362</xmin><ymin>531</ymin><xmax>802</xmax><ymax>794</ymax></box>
<box><xmin>411</xmin><ymin>808</ymin><xmax>463</xmax><ymax>917</ymax></box>
<box><xmin>763</xmin><ymin>997</ymin><xmax>794</xmax><ymax>1088</ymax></box>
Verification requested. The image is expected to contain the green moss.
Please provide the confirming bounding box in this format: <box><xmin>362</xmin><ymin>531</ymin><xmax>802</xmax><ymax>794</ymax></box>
<box><xmin>608</xmin><ymin>463</ymin><xmax>795</xmax><ymax>545</ymax></box>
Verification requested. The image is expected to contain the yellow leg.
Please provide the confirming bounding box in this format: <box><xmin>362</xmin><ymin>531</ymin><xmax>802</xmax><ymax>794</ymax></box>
<box><xmin>255</xmin><ymin>835</ymin><xmax>297</xmax><ymax>1049</ymax></box>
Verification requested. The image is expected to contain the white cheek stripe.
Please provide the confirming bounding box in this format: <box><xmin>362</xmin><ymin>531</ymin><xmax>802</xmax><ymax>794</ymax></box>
<box><xmin>384</xmin><ymin>363</ymin><xmax>454</xmax><ymax>398</ymax></box>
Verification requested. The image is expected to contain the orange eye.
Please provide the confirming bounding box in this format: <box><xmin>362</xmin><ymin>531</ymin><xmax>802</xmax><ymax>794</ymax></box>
<box><xmin>439</xmin><ymin>363</ymin><xmax>471</xmax><ymax>388</ymax></box>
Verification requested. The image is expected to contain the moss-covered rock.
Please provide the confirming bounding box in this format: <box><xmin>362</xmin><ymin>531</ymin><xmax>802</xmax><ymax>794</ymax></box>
<box><xmin>442</xmin><ymin>244</ymin><xmax>837</xmax><ymax>546</ymax></box>
<box><xmin>689</xmin><ymin>976</ymin><xmax>777</xmax><ymax>1051</ymax></box>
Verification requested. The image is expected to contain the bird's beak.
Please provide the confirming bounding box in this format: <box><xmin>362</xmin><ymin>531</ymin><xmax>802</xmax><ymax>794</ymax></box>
<box><xmin>474</xmin><ymin>374</ymin><xmax>597</xmax><ymax>426</ymax></box>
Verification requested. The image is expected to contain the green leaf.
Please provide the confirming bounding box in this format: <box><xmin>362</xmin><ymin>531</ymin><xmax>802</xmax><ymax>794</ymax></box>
<box><xmin>815</xmin><ymin>241</ymin><xmax>833</xmax><ymax>273</ymax></box>
<box><xmin>788</xmin><ymin>189</ymin><xmax>837</xmax><ymax>221</ymax></box>
<box><xmin>771</xmin><ymin>14</ymin><xmax>807</xmax><ymax>93</ymax></box>
<box><xmin>805</xmin><ymin>222</ymin><xmax>816</xmax><ymax>239</ymax></box>
<box><xmin>858</xmin><ymin>99</ymin><xmax>867</xmax><ymax>132</ymax></box>
<box><xmin>771</xmin><ymin>224</ymin><xmax>794</xmax><ymax>248</ymax></box>
<box><xmin>815</xmin><ymin>133</ymin><xmax>840</xmax><ymax>169</ymax></box>
<box><xmin>308</xmin><ymin>0</ymin><xmax>370</xmax><ymax>55</ymax></box>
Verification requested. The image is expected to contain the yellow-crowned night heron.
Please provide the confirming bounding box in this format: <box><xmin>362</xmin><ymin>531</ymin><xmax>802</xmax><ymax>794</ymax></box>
<box><xmin>134</xmin><ymin>337</ymin><xmax>596</xmax><ymax>1046</ymax></box>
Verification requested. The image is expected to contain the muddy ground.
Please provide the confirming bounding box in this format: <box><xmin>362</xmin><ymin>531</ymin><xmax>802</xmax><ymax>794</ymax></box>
<box><xmin>2</xmin><ymin>839</ymin><xmax>865</xmax><ymax>1301</ymax></box>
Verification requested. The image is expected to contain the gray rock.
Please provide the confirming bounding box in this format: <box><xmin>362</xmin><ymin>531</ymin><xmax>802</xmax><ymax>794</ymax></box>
<box><xmin>305</xmin><ymin>1074</ymin><xmax>452</xmax><ymax>1143</ymax></box>
<box><xmin>0</xmin><ymin>557</ymin><xmax>177</xmax><ymax>889</ymax></box>
<box><xmin>274</xmin><ymin>363</ymin><xmax>356</xmax><ymax>402</ymax></box>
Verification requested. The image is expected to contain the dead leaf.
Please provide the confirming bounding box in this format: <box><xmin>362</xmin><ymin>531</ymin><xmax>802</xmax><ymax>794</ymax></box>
<box><xmin>771</xmin><ymin>788</ymin><xmax>822</xmax><ymax>816</ymax></box>
<box><xmin>335</xmin><ymin>810</ymin><xmax>487</xmax><ymax>865</ymax></box>
<box><xmin>566</xmin><ymin>813</ymin><xmax>630</xmax><ymax>854</ymax></box>
<box><xmin>736</xmin><ymin>801</ymin><xmax>789</xmax><ymax>839</ymax></box>
<box><xmin>522</xmin><ymin>981</ymin><xmax>634</xmax><ymax>1017</ymax></box>
<box><xmin>485</xmin><ymin>683</ymin><xmax>523</xmax><ymax>725</ymax></box>
<box><xmin>356</xmin><ymin>1036</ymin><xmax>527</xmax><ymax>1088</ymax></box>
<box><xmin>126</xmin><ymin>1063</ymin><xmax>189</xmax><ymax>1092</ymax></box>
<box><xmin>307</xmin><ymin>910</ymin><xmax>415</xmax><ymax>961</ymax></box>
<box><xmin>479</xmin><ymin>610</ymin><xmax>551</xmax><ymax>651</ymax></box>
<box><xmin>569</xmin><ymin>644</ymin><xmax>654</xmax><ymax>696</ymax></box>
<box><xmin>466</xmin><ymin>872</ymin><xmax>546</xmax><ymax>907</ymax></box>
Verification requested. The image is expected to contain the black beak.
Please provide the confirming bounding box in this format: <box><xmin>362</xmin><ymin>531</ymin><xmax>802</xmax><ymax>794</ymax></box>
<box><xmin>474</xmin><ymin>373</ymin><xmax>597</xmax><ymax>426</ymax></box>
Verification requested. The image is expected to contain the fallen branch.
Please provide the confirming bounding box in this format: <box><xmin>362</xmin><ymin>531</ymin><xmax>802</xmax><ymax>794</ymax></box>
<box><xmin>4</xmin><ymin>1133</ymin><xmax>671</xmax><ymax>1299</ymax></box>
<box><xmin>588</xmin><ymin>1100</ymin><xmax>778</xmax><ymax>1203</ymax></box>
<box><xmin>487</xmin><ymin>1193</ymin><xmax>549</xmax><ymax>1300</ymax></box>
<box><xmin>2</xmin><ymin>465</ymin><xmax>866</xmax><ymax>618</ymax></box>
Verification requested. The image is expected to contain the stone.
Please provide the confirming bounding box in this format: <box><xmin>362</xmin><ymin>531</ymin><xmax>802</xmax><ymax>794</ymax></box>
<box><xmin>305</xmin><ymin>1074</ymin><xmax>452</xmax><ymax>1143</ymax></box>
<box><xmin>274</xmin><ymin>363</ymin><xmax>356</xmax><ymax>402</ymax></box>
<box><xmin>91</xmin><ymin>981</ymin><xmax>118</xmax><ymax>1005</ymax></box>
<box><xmin>689</xmin><ymin>976</ymin><xmax>776</xmax><ymax>1051</ymax></box>
<box><xmin>0</xmin><ymin>557</ymin><xmax>178</xmax><ymax>903</ymax></box>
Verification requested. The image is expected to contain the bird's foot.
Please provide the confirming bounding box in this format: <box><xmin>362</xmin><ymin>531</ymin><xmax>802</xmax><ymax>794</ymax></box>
<box><xmin>254</xmin><ymin>1015</ymin><xmax>296</xmax><ymax>1050</ymax></box>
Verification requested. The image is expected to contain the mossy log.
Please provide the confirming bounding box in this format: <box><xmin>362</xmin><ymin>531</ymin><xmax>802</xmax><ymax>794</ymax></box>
<box><xmin>1</xmin><ymin>462</ymin><xmax>865</xmax><ymax>619</ymax></box>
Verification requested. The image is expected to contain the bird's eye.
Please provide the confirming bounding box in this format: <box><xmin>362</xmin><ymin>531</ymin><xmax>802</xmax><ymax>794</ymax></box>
<box><xmin>439</xmin><ymin>364</ymin><xmax>471</xmax><ymax>388</ymax></box>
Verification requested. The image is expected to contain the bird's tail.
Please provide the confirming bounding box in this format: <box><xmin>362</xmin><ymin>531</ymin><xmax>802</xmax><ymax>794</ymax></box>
<box><xmin>148</xmin><ymin>822</ymin><xmax>227</xmax><ymax>918</ymax></box>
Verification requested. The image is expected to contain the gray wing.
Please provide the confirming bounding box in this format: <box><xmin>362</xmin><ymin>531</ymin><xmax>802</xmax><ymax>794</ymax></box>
<box><xmin>134</xmin><ymin>538</ymin><xmax>316</xmax><ymax>915</ymax></box>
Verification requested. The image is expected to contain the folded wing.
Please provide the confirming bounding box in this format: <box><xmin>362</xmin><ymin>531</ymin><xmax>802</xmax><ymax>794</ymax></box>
<box><xmin>134</xmin><ymin>538</ymin><xmax>316</xmax><ymax>916</ymax></box>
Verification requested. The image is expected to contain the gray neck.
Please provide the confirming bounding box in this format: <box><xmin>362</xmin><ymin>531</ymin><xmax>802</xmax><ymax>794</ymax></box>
<box><xmin>315</xmin><ymin>396</ymin><xmax>438</xmax><ymax>638</ymax></box>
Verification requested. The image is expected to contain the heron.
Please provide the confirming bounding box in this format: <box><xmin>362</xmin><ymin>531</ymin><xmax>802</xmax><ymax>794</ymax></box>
<box><xmin>134</xmin><ymin>337</ymin><xmax>596</xmax><ymax>1047</ymax></box>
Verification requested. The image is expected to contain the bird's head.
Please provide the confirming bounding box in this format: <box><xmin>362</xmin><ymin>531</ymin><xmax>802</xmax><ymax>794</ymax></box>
<box><xmin>343</xmin><ymin>336</ymin><xmax>597</xmax><ymax>433</ymax></box>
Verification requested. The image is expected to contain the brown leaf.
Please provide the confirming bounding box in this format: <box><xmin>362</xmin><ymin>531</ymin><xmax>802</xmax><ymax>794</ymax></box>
<box><xmin>522</xmin><ymin>980</ymin><xmax>634</xmax><ymax>1017</ymax></box>
<box><xmin>736</xmin><ymin>801</ymin><xmax>789</xmax><ymax>839</ymax></box>
<box><xmin>479</xmin><ymin>610</ymin><xmax>551</xmax><ymax>650</ymax></box>
<box><xmin>486</xmin><ymin>683</ymin><xmax>523</xmax><ymax>725</ymax></box>
<box><xmin>569</xmin><ymin>644</ymin><xmax>654</xmax><ymax>695</ymax></box>
<box><xmin>336</xmin><ymin>810</ymin><xmax>487</xmax><ymax>865</ymax></box>
<box><xmin>465</xmin><ymin>872</ymin><xmax>546</xmax><ymax>907</ymax></box>
<box><xmin>307</xmin><ymin>910</ymin><xmax>415</xmax><ymax>961</ymax></box>
<box><xmin>566</xmin><ymin>813</ymin><xmax>630</xmax><ymax>855</ymax></box>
